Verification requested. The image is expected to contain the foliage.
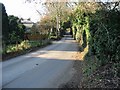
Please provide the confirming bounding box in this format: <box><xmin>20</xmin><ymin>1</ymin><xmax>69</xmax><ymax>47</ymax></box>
<box><xmin>30</xmin><ymin>22</ymin><xmax>50</xmax><ymax>41</ymax></box>
<box><xmin>5</xmin><ymin>40</ymin><xmax>50</xmax><ymax>53</ymax></box>
<box><xmin>71</xmin><ymin>2</ymin><xmax>120</xmax><ymax>65</ymax></box>
<box><xmin>71</xmin><ymin>3</ymin><xmax>97</xmax><ymax>45</ymax></box>
<box><xmin>40</xmin><ymin>15</ymin><xmax>54</xmax><ymax>27</ymax></box>
<box><xmin>6</xmin><ymin>40</ymin><xmax>31</xmax><ymax>53</ymax></box>
<box><xmin>39</xmin><ymin>2</ymin><xmax>73</xmax><ymax>37</ymax></box>
<box><xmin>29</xmin><ymin>41</ymin><xmax>42</xmax><ymax>48</ymax></box>
<box><xmin>81</xmin><ymin>55</ymin><xmax>120</xmax><ymax>88</ymax></box>
<box><xmin>61</xmin><ymin>20</ymin><xmax>72</xmax><ymax>35</ymax></box>
<box><xmin>1</xmin><ymin>3</ymin><xmax>26</xmax><ymax>47</ymax></box>
<box><xmin>8</xmin><ymin>15</ymin><xmax>25</xmax><ymax>44</ymax></box>
<box><xmin>89</xmin><ymin>9</ymin><xmax>120</xmax><ymax>65</ymax></box>
<box><xmin>26</xmin><ymin>0</ymin><xmax>75</xmax><ymax>37</ymax></box>
<box><xmin>27</xmin><ymin>33</ymin><xmax>49</xmax><ymax>41</ymax></box>
<box><xmin>68</xmin><ymin>2</ymin><xmax>120</xmax><ymax>88</ymax></box>
<box><xmin>82</xmin><ymin>56</ymin><xmax>100</xmax><ymax>78</ymax></box>
<box><xmin>1</xmin><ymin>3</ymin><xmax>9</xmax><ymax>44</ymax></box>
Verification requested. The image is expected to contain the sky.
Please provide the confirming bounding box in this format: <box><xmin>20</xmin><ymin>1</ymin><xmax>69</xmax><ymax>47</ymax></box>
<box><xmin>0</xmin><ymin>0</ymin><xmax>115</xmax><ymax>22</ymax></box>
<box><xmin>0</xmin><ymin>0</ymin><xmax>46</xmax><ymax>22</ymax></box>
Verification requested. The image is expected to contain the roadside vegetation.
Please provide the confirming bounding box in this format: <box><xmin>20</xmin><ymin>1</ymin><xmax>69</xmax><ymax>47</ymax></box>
<box><xmin>1</xmin><ymin>3</ymin><xmax>53</xmax><ymax>60</ymax></box>
<box><xmin>1</xmin><ymin>1</ymin><xmax>120</xmax><ymax>88</ymax></box>
<box><xmin>2</xmin><ymin>1</ymin><xmax>72</xmax><ymax>60</ymax></box>
<box><xmin>69</xmin><ymin>2</ymin><xmax>120</xmax><ymax>88</ymax></box>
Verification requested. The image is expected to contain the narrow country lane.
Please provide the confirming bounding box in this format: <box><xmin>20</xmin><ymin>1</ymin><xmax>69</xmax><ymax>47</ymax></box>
<box><xmin>1</xmin><ymin>35</ymin><xmax>78</xmax><ymax>88</ymax></box>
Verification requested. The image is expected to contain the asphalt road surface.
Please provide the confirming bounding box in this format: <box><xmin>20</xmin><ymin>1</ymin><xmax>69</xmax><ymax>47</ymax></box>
<box><xmin>1</xmin><ymin>35</ymin><xmax>78</xmax><ymax>88</ymax></box>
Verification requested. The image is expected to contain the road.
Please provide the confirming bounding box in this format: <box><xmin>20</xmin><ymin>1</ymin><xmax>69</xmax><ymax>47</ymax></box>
<box><xmin>1</xmin><ymin>35</ymin><xmax>78</xmax><ymax>88</ymax></box>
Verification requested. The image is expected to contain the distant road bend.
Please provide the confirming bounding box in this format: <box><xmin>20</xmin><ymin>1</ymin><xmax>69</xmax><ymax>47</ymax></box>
<box><xmin>1</xmin><ymin>35</ymin><xmax>78</xmax><ymax>88</ymax></box>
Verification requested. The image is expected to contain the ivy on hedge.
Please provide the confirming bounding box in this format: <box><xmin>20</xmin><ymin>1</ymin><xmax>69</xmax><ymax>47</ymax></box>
<box><xmin>70</xmin><ymin>2</ymin><xmax>120</xmax><ymax>65</ymax></box>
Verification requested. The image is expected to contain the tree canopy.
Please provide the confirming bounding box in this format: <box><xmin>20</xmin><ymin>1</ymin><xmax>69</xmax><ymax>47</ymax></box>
<box><xmin>1</xmin><ymin>3</ymin><xmax>9</xmax><ymax>44</ymax></box>
<box><xmin>1</xmin><ymin>3</ymin><xmax>25</xmax><ymax>45</ymax></box>
<box><xmin>8</xmin><ymin>15</ymin><xmax>25</xmax><ymax>44</ymax></box>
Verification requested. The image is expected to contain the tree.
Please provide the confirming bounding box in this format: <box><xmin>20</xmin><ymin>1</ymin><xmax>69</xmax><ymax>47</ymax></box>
<box><xmin>25</xmin><ymin>0</ymin><xmax>74</xmax><ymax>36</ymax></box>
<box><xmin>44</xmin><ymin>1</ymin><xmax>73</xmax><ymax>36</ymax></box>
<box><xmin>1</xmin><ymin>3</ymin><xmax>9</xmax><ymax>44</ymax></box>
<box><xmin>8</xmin><ymin>15</ymin><xmax>25</xmax><ymax>44</ymax></box>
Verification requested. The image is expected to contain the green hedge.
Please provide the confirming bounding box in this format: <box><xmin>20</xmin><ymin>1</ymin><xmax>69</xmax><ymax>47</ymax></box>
<box><xmin>70</xmin><ymin>2</ymin><xmax>120</xmax><ymax>65</ymax></box>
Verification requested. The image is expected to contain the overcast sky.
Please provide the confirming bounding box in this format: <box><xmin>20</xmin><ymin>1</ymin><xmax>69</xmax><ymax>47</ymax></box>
<box><xmin>0</xmin><ymin>0</ymin><xmax>46</xmax><ymax>22</ymax></box>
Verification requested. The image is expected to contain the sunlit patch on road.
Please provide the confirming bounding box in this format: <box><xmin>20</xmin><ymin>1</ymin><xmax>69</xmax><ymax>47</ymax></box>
<box><xmin>36</xmin><ymin>51</ymin><xmax>77</xmax><ymax>60</ymax></box>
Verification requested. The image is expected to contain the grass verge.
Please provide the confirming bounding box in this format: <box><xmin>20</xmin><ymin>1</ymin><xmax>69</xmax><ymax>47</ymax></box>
<box><xmin>2</xmin><ymin>40</ymin><xmax>52</xmax><ymax>61</ymax></box>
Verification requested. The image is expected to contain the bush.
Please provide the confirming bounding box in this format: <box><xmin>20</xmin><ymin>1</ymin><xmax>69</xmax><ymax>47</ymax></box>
<box><xmin>89</xmin><ymin>9</ymin><xmax>120</xmax><ymax>64</ymax></box>
<box><xmin>29</xmin><ymin>41</ymin><xmax>42</xmax><ymax>47</ymax></box>
<box><xmin>71</xmin><ymin>2</ymin><xmax>120</xmax><ymax>65</ymax></box>
<box><xmin>6</xmin><ymin>40</ymin><xmax>31</xmax><ymax>53</ymax></box>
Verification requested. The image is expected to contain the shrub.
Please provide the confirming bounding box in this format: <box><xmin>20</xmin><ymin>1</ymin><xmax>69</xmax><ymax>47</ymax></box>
<box><xmin>71</xmin><ymin>2</ymin><xmax>120</xmax><ymax>65</ymax></box>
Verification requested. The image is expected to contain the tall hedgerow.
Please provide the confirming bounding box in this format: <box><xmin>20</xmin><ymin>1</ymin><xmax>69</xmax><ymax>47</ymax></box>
<box><xmin>71</xmin><ymin>2</ymin><xmax>120</xmax><ymax>65</ymax></box>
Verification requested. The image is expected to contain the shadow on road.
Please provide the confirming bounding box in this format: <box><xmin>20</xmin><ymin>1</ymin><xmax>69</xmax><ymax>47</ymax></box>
<box><xmin>2</xmin><ymin>35</ymin><xmax>83</xmax><ymax>88</ymax></box>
